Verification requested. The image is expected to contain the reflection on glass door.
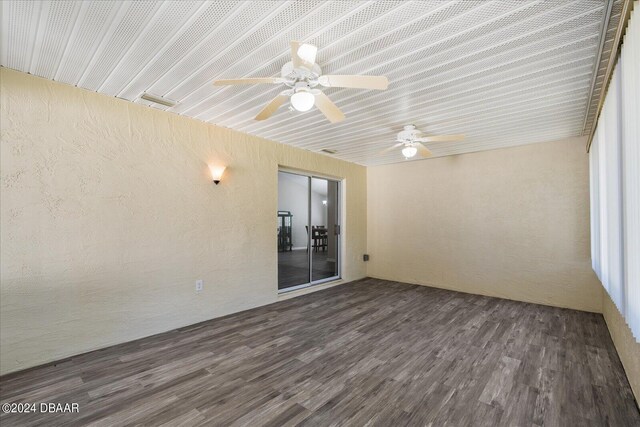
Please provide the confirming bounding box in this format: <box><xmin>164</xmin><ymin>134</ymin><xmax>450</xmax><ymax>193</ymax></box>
<box><xmin>311</xmin><ymin>178</ymin><xmax>339</xmax><ymax>282</ymax></box>
<box><xmin>277</xmin><ymin>171</ymin><xmax>340</xmax><ymax>291</ymax></box>
<box><xmin>277</xmin><ymin>172</ymin><xmax>310</xmax><ymax>290</ymax></box>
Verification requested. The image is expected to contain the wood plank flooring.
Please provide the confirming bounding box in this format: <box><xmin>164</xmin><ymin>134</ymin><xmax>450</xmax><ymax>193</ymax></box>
<box><xmin>1</xmin><ymin>278</ymin><xmax>639</xmax><ymax>426</ymax></box>
<box><xmin>278</xmin><ymin>249</ymin><xmax>336</xmax><ymax>289</ymax></box>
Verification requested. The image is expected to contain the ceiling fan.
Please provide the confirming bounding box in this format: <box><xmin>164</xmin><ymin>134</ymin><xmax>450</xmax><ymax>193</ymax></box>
<box><xmin>213</xmin><ymin>41</ymin><xmax>388</xmax><ymax>123</ymax></box>
<box><xmin>382</xmin><ymin>125</ymin><xmax>465</xmax><ymax>159</ymax></box>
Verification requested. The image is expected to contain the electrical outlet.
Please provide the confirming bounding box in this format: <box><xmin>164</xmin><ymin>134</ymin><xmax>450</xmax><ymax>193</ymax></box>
<box><xmin>195</xmin><ymin>279</ymin><xmax>203</xmax><ymax>292</ymax></box>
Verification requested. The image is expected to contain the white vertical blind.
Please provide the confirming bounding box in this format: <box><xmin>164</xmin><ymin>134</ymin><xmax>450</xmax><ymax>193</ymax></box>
<box><xmin>620</xmin><ymin>5</ymin><xmax>640</xmax><ymax>342</ymax></box>
<box><xmin>590</xmin><ymin>6</ymin><xmax>639</xmax><ymax>341</ymax></box>
<box><xmin>590</xmin><ymin>132</ymin><xmax>601</xmax><ymax>278</ymax></box>
<box><xmin>603</xmin><ymin>65</ymin><xmax>624</xmax><ymax>311</ymax></box>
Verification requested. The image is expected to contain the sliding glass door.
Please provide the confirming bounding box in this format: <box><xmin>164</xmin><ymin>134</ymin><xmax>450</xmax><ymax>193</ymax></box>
<box><xmin>277</xmin><ymin>172</ymin><xmax>310</xmax><ymax>290</ymax></box>
<box><xmin>311</xmin><ymin>178</ymin><xmax>339</xmax><ymax>282</ymax></box>
<box><xmin>278</xmin><ymin>171</ymin><xmax>340</xmax><ymax>291</ymax></box>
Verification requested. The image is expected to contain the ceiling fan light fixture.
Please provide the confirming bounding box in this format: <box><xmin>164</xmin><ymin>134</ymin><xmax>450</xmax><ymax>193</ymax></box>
<box><xmin>401</xmin><ymin>145</ymin><xmax>418</xmax><ymax>159</ymax></box>
<box><xmin>290</xmin><ymin>91</ymin><xmax>315</xmax><ymax>112</ymax></box>
<box><xmin>214</xmin><ymin>40</ymin><xmax>387</xmax><ymax>122</ymax></box>
<box><xmin>297</xmin><ymin>43</ymin><xmax>317</xmax><ymax>64</ymax></box>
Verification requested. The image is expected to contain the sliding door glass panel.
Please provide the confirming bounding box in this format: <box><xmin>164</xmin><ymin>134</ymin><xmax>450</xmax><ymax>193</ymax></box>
<box><xmin>311</xmin><ymin>178</ymin><xmax>339</xmax><ymax>282</ymax></box>
<box><xmin>278</xmin><ymin>172</ymin><xmax>310</xmax><ymax>290</ymax></box>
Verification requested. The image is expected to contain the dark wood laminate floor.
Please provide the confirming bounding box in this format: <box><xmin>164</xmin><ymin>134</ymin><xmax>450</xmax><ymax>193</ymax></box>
<box><xmin>278</xmin><ymin>249</ymin><xmax>336</xmax><ymax>289</ymax></box>
<box><xmin>1</xmin><ymin>278</ymin><xmax>639</xmax><ymax>426</ymax></box>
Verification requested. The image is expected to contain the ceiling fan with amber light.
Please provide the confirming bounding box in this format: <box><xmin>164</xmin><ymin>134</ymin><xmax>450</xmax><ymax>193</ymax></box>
<box><xmin>382</xmin><ymin>125</ymin><xmax>465</xmax><ymax>159</ymax></box>
<box><xmin>213</xmin><ymin>41</ymin><xmax>389</xmax><ymax>123</ymax></box>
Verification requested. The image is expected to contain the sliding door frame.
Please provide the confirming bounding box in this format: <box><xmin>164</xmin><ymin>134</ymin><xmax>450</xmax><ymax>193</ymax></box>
<box><xmin>278</xmin><ymin>168</ymin><xmax>342</xmax><ymax>293</ymax></box>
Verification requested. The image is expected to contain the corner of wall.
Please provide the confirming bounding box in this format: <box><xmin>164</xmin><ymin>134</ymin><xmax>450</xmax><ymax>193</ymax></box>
<box><xmin>601</xmin><ymin>289</ymin><xmax>640</xmax><ymax>403</ymax></box>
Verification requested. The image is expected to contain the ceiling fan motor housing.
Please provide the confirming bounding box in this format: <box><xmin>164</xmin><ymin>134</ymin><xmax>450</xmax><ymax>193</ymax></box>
<box><xmin>281</xmin><ymin>61</ymin><xmax>322</xmax><ymax>87</ymax></box>
<box><xmin>397</xmin><ymin>125</ymin><xmax>422</xmax><ymax>142</ymax></box>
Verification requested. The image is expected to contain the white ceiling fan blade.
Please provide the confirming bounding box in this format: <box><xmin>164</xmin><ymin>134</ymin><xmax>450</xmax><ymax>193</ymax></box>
<box><xmin>291</xmin><ymin>41</ymin><xmax>302</xmax><ymax>68</ymax></box>
<box><xmin>318</xmin><ymin>75</ymin><xmax>388</xmax><ymax>90</ymax></box>
<box><xmin>291</xmin><ymin>41</ymin><xmax>315</xmax><ymax>70</ymax></box>
<box><xmin>416</xmin><ymin>143</ymin><xmax>433</xmax><ymax>158</ymax></box>
<box><xmin>255</xmin><ymin>94</ymin><xmax>288</xmax><ymax>121</ymax></box>
<box><xmin>214</xmin><ymin>77</ymin><xmax>282</xmax><ymax>86</ymax></box>
<box><xmin>379</xmin><ymin>142</ymin><xmax>403</xmax><ymax>155</ymax></box>
<box><xmin>416</xmin><ymin>134</ymin><xmax>465</xmax><ymax>142</ymax></box>
<box><xmin>314</xmin><ymin>92</ymin><xmax>345</xmax><ymax>123</ymax></box>
<box><xmin>297</xmin><ymin>43</ymin><xmax>317</xmax><ymax>66</ymax></box>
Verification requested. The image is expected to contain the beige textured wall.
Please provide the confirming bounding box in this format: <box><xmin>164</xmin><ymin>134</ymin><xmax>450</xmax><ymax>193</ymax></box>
<box><xmin>367</xmin><ymin>137</ymin><xmax>603</xmax><ymax>312</ymax></box>
<box><xmin>0</xmin><ymin>69</ymin><xmax>367</xmax><ymax>375</ymax></box>
<box><xmin>603</xmin><ymin>293</ymin><xmax>640</xmax><ymax>401</ymax></box>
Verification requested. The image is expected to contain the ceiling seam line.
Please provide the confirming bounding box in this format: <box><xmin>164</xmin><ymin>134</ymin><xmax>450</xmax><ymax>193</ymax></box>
<box><xmin>318</xmin><ymin>0</ymin><xmax>585</xmax><ymax>83</ymax></box>
<box><xmin>235</xmin><ymin>6</ymin><xmax>605</xmax><ymax>134</ymax></box>
<box><xmin>196</xmin><ymin>0</ymin><xmax>395</xmax><ymax>111</ymax></box>
<box><xmin>75</xmin><ymin>1</ymin><xmax>130</xmax><ymax>88</ymax></box>
<box><xmin>246</xmin><ymin>55</ymin><xmax>596</xmax><ymax>140</ymax></box>
<box><xmin>581</xmin><ymin>0</ymin><xmax>614</xmax><ymax>135</ymax></box>
<box><xmin>297</xmin><ymin>90</ymin><xmax>592</xmax><ymax>149</ymax></box>
<box><xmin>204</xmin><ymin>11</ymin><xmax>601</xmax><ymax>125</ymax></box>
<box><xmin>171</xmin><ymin>1</ymin><xmax>367</xmax><ymax>113</ymax></box>
<box><xmin>586</xmin><ymin>0</ymin><xmax>634</xmax><ymax>153</ymax></box>
<box><xmin>161</xmin><ymin>0</ymin><xmax>297</xmax><ymax>99</ymax></box>
<box><xmin>178</xmin><ymin>0</ymin><xmax>477</xmax><ymax>115</ymax></box>
<box><xmin>95</xmin><ymin>0</ymin><xmax>173</xmax><ymax>93</ymax></box>
<box><xmin>218</xmin><ymin>28</ymin><xmax>600</xmax><ymax>129</ymax></box>
<box><xmin>285</xmin><ymin>105</ymin><xmax>590</xmax><ymax>150</ymax></box>
<box><xmin>265</xmin><ymin>69</ymin><xmax>595</xmax><ymax>143</ymax></box>
<box><xmin>348</xmin><ymin>119</ymin><xmax>588</xmax><ymax>159</ymax></box>
<box><xmin>299</xmin><ymin>100</ymin><xmax>590</xmax><ymax>150</ymax></box>
<box><xmin>128</xmin><ymin>1</ymin><xmax>256</xmax><ymax>99</ymax></box>
<box><xmin>242</xmin><ymin>77</ymin><xmax>593</xmax><ymax>146</ymax></box>
<box><xmin>26</xmin><ymin>1</ymin><xmax>46</xmax><ymax>73</ymax></box>
<box><xmin>322</xmin><ymin>0</ymin><xmax>541</xmax><ymax>81</ymax></box>
<box><xmin>115</xmin><ymin>1</ymin><xmax>214</xmax><ymax>98</ymax></box>
<box><xmin>236</xmin><ymin>5</ymin><xmax>605</xmax><ymax>133</ymax></box>
<box><xmin>52</xmin><ymin>1</ymin><xmax>85</xmax><ymax>81</ymax></box>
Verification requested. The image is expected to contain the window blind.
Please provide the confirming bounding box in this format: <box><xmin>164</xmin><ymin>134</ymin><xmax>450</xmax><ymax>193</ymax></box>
<box><xmin>590</xmin><ymin>6</ymin><xmax>639</xmax><ymax>341</ymax></box>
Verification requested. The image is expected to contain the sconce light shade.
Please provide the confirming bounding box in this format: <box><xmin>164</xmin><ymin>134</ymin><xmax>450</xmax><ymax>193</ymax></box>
<box><xmin>209</xmin><ymin>165</ymin><xmax>226</xmax><ymax>185</ymax></box>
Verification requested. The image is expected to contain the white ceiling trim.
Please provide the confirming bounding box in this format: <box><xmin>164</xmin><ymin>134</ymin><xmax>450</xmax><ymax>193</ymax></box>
<box><xmin>1</xmin><ymin>0</ymin><xmax>622</xmax><ymax>165</ymax></box>
<box><xmin>120</xmin><ymin>1</ymin><xmax>241</xmax><ymax>101</ymax></box>
<box><xmin>211</xmin><ymin>11</ymin><xmax>601</xmax><ymax>129</ymax></box>
<box><xmin>179</xmin><ymin>1</ymin><xmax>390</xmax><ymax>117</ymax></box>
<box><xmin>328</xmin><ymin>110</ymin><xmax>588</xmax><ymax>163</ymax></box>
<box><xmin>163</xmin><ymin>2</ymin><xmax>296</xmax><ymax>103</ymax></box>
<box><xmin>247</xmin><ymin>56</ymin><xmax>596</xmax><ymax>146</ymax></box>
<box><xmin>209</xmin><ymin>1</ymin><xmax>594</xmax><ymax>124</ymax></box>
<box><xmin>296</xmin><ymin>90</ymin><xmax>591</xmax><ymax>155</ymax></box>
<box><xmin>226</xmin><ymin>4</ymin><xmax>603</xmax><ymax>138</ymax></box>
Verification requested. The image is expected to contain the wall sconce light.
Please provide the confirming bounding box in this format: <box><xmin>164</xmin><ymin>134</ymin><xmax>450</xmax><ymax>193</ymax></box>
<box><xmin>209</xmin><ymin>165</ymin><xmax>226</xmax><ymax>185</ymax></box>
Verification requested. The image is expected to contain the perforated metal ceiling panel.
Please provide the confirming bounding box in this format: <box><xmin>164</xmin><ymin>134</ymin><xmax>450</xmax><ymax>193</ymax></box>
<box><xmin>1</xmin><ymin>0</ymin><xmax>621</xmax><ymax>165</ymax></box>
